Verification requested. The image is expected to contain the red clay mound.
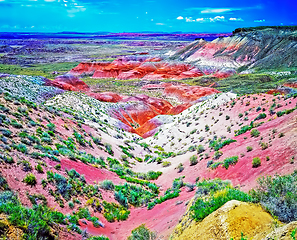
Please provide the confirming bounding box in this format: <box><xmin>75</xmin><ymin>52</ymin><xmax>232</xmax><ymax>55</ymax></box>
<box><xmin>88</xmin><ymin>91</ymin><xmax>123</xmax><ymax>103</ymax></box>
<box><xmin>69</xmin><ymin>62</ymin><xmax>110</xmax><ymax>76</ymax></box>
<box><xmin>213</xmin><ymin>69</ymin><xmax>236</xmax><ymax>78</ymax></box>
<box><xmin>108</xmin><ymin>95</ymin><xmax>173</xmax><ymax>130</ymax></box>
<box><xmin>48</xmin><ymin>75</ymin><xmax>90</xmax><ymax>91</ymax></box>
<box><xmin>163</xmin><ymin>84</ymin><xmax>220</xmax><ymax>103</ymax></box>
<box><xmin>284</xmin><ymin>82</ymin><xmax>297</xmax><ymax>88</ymax></box>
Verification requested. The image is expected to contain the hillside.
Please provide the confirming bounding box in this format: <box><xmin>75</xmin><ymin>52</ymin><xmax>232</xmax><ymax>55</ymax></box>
<box><xmin>0</xmin><ymin>27</ymin><xmax>297</xmax><ymax>240</ymax></box>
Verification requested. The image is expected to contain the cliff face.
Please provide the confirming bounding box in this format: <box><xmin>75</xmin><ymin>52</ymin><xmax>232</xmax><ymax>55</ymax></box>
<box><xmin>170</xmin><ymin>28</ymin><xmax>297</xmax><ymax>70</ymax></box>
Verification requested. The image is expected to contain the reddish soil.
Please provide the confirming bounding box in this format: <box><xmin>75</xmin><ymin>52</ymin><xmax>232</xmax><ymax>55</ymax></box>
<box><xmin>79</xmin><ymin>188</ymin><xmax>195</xmax><ymax>240</ymax></box>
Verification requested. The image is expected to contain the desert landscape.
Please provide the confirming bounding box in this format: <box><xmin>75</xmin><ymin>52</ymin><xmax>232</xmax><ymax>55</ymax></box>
<box><xmin>0</xmin><ymin>3</ymin><xmax>297</xmax><ymax>239</ymax></box>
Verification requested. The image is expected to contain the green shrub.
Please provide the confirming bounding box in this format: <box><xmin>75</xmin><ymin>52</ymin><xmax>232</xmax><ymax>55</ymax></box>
<box><xmin>197</xmin><ymin>145</ymin><xmax>205</xmax><ymax>153</ymax></box>
<box><xmin>191</xmin><ymin>187</ymin><xmax>251</xmax><ymax>221</ymax></box>
<box><xmin>162</xmin><ymin>161</ymin><xmax>171</xmax><ymax>167</ymax></box>
<box><xmin>14</xmin><ymin>143</ymin><xmax>28</xmax><ymax>154</ymax></box>
<box><xmin>87</xmin><ymin>236</ymin><xmax>110</xmax><ymax>240</ymax></box>
<box><xmin>190</xmin><ymin>155</ymin><xmax>198</xmax><ymax>166</ymax></box>
<box><xmin>246</xmin><ymin>146</ymin><xmax>253</xmax><ymax>152</ymax></box>
<box><xmin>0</xmin><ymin>173</ymin><xmax>9</xmax><ymax>190</ymax></box>
<box><xmin>102</xmin><ymin>201</ymin><xmax>130</xmax><ymax>222</ymax></box>
<box><xmin>100</xmin><ymin>180</ymin><xmax>114</xmax><ymax>190</ymax></box>
<box><xmin>68</xmin><ymin>201</ymin><xmax>75</xmax><ymax>209</ymax></box>
<box><xmin>54</xmin><ymin>164</ymin><xmax>61</xmax><ymax>170</ymax></box>
<box><xmin>0</xmin><ymin>193</ymin><xmax>65</xmax><ymax>239</ymax></box>
<box><xmin>250</xmin><ymin>171</ymin><xmax>297</xmax><ymax>222</ymax></box>
<box><xmin>252</xmin><ymin>157</ymin><xmax>261</xmax><ymax>168</ymax></box>
<box><xmin>127</xmin><ymin>224</ymin><xmax>156</xmax><ymax>240</ymax></box>
<box><xmin>23</xmin><ymin>173</ymin><xmax>37</xmax><ymax>186</ymax></box>
<box><xmin>254</xmin><ymin>113</ymin><xmax>266</xmax><ymax>121</ymax></box>
<box><xmin>104</xmin><ymin>143</ymin><xmax>114</xmax><ymax>156</ymax></box>
<box><xmin>46</xmin><ymin>123</ymin><xmax>56</xmax><ymax>131</ymax></box>
<box><xmin>176</xmin><ymin>163</ymin><xmax>184</xmax><ymax>173</ymax></box>
<box><xmin>250</xmin><ymin>129</ymin><xmax>260</xmax><ymax>137</ymax></box>
<box><xmin>10</xmin><ymin>119</ymin><xmax>22</xmax><ymax>129</ymax></box>
<box><xmin>222</xmin><ymin>156</ymin><xmax>238</xmax><ymax>169</ymax></box>
<box><xmin>260</xmin><ymin>142</ymin><xmax>268</xmax><ymax>150</ymax></box>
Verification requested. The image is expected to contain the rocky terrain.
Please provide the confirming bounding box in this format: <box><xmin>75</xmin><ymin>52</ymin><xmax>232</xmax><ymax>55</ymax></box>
<box><xmin>0</xmin><ymin>26</ymin><xmax>297</xmax><ymax>240</ymax></box>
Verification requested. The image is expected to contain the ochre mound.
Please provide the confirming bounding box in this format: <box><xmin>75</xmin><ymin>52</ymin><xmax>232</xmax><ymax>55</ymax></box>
<box><xmin>171</xmin><ymin>200</ymin><xmax>275</xmax><ymax>240</ymax></box>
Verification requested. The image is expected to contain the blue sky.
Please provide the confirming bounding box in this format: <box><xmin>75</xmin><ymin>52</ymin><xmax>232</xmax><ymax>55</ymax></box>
<box><xmin>0</xmin><ymin>0</ymin><xmax>296</xmax><ymax>33</ymax></box>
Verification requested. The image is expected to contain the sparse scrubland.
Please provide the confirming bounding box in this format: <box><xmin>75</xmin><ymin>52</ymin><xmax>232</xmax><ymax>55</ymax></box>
<box><xmin>0</xmin><ymin>27</ymin><xmax>297</xmax><ymax>240</ymax></box>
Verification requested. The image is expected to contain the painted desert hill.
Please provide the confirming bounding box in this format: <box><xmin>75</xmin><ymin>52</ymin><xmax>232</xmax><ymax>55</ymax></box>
<box><xmin>0</xmin><ymin>26</ymin><xmax>297</xmax><ymax>240</ymax></box>
<box><xmin>170</xmin><ymin>27</ymin><xmax>297</xmax><ymax>71</ymax></box>
<box><xmin>69</xmin><ymin>27</ymin><xmax>297</xmax><ymax>83</ymax></box>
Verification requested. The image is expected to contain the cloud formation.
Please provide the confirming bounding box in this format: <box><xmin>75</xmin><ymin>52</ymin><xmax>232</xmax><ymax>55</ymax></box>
<box><xmin>176</xmin><ymin>16</ymin><xmax>183</xmax><ymax>20</ymax></box>
<box><xmin>229</xmin><ymin>17</ymin><xmax>243</xmax><ymax>21</ymax></box>
<box><xmin>254</xmin><ymin>19</ymin><xmax>265</xmax><ymax>22</ymax></box>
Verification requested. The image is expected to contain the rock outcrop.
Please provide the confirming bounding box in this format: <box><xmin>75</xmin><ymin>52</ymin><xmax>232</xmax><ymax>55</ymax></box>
<box><xmin>170</xmin><ymin>200</ymin><xmax>276</xmax><ymax>240</ymax></box>
<box><xmin>170</xmin><ymin>28</ymin><xmax>297</xmax><ymax>70</ymax></box>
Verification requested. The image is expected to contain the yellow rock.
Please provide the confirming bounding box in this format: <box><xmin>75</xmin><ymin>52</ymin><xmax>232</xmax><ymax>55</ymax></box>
<box><xmin>170</xmin><ymin>200</ymin><xmax>276</xmax><ymax>240</ymax></box>
<box><xmin>0</xmin><ymin>213</ymin><xmax>23</xmax><ymax>240</ymax></box>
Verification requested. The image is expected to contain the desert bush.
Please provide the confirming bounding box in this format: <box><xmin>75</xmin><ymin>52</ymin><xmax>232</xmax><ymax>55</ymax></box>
<box><xmin>176</xmin><ymin>163</ymin><xmax>184</xmax><ymax>173</ymax></box>
<box><xmin>190</xmin><ymin>155</ymin><xmax>198</xmax><ymax>166</ymax></box>
<box><xmin>191</xmin><ymin>184</ymin><xmax>251</xmax><ymax>221</ymax></box>
<box><xmin>246</xmin><ymin>146</ymin><xmax>253</xmax><ymax>152</ymax></box>
<box><xmin>23</xmin><ymin>173</ymin><xmax>37</xmax><ymax>186</ymax></box>
<box><xmin>0</xmin><ymin>172</ymin><xmax>9</xmax><ymax>190</ymax></box>
<box><xmin>0</xmin><ymin>192</ymin><xmax>65</xmax><ymax>239</ymax></box>
<box><xmin>102</xmin><ymin>201</ymin><xmax>130</xmax><ymax>222</ymax></box>
<box><xmin>21</xmin><ymin>160</ymin><xmax>32</xmax><ymax>172</ymax></box>
<box><xmin>197</xmin><ymin>145</ymin><xmax>205</xmax><ymax>153</ymax></box>
<box><xmin>127</xmin><ymin>224</ymin><xmax>156</xmax><ymax>240</ymax></box>
<box><xmin>260</xmin><ymin>142</ymin><xmax>268</xmax><ymax>150</ymax></box>
<box><xmin>252</xmin><ymin>157</ymin><xmax>261</xmax><ymax>168</ymax></box>
<box><xmin>251</xmin><ymin>129</ymin><xmax>260</xmax><ymax>137</ymax></box>
<box><xmin>250</xmin><ymin>171</ymin><xmax>297</xmax><ymax>222</ymax></box>
<box><xmin>254</xmin><ymin>113</ymin><xmax>266</xmax><ymax>121</ymax></box>
<box><xmin>213</xmin><ymin>151</ymin><xmax>223</xmax><ymax>160</ymax></box>
<box><xmin>162</xmin><ymin>161</ymin><xmax>171</xmax><ymax>167</ymax></box>
<box><xmin>104</xmin><ymin>143</ymin><xmax>114</xmax><ymax>156</ymax></box>
<box><xmin>68</xmin><ymin>201</ymin><xmax>75</xmax><ymax>209</ymax></box>
<box><xmin>14</xmin><ymin>143</ymin><xmax>28</xmax><ymax>154</ymax></box>
<box><xmin>222</xmin><ymin>156</ymin><xmax>239</xmax><ymax>169</ymax></box>
<box><xmin>100</xmin><ymin>180</ymin><xmax>115</xmax><ymax>190</ymax></box>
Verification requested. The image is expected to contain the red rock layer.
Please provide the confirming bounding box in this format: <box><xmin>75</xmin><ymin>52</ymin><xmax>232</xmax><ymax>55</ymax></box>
<box><xmin>48</xmin><ymin>73</ymin><xmax>220</xmax><ymax>137</ymax></box>
<box><xmin>47</xmin><ymin>75</ymin><xmax>90</xmax><ymax>92</ymax></box>
<box><xmin>69</xmin><ymin>56</ymin><xmax>234</xmax><ymax>81</ymax></box>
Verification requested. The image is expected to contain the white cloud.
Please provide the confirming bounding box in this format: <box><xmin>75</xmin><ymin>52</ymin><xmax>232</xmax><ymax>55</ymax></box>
<box><xmin>229</xmin><ymin>17</ymin><xmax>243</xmax><ymax>21</ymax></box>
<box><xmin>176</xmin><ymin>16</ymin><xmax>183</xmax><ymax>20</ymax></box>
<box><xmin>196</xmin><ymin>18</ymin><xmax>204</xmax><ymax>22</ymax></box>
<box><xmin>201</xmin><ymin>8</ymin><xmax>233</xmax><ymax>14</ymax></box>
<box><xmin>185</xmin><ymin>17</ymin><xmax>195</xmax><ymax>22</ymax></box>
<box><xmin>212</xmin><ymin>16</ymin><xmax>225</xmax><ymax>22</ymax></box>
<box><xmin>182</xmin><ymin>15</ymin><xmax>228</xmax><ymax>23</ymax></box>
<box><xmin>156</xmin><ymin>23</ymin><xmax>165</xmax><ymax>25</ymax></box>
<box><xmin>254</xmin><ymin>19</ymin><xmax>265</xmax><ymax>22</ymax></box>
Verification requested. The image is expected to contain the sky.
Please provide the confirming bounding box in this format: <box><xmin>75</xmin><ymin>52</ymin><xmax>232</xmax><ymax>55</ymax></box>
<box><xmin>0</xmin><ymin>0</ymin><xmax>296</xmax><ymax>33</ymax></box>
